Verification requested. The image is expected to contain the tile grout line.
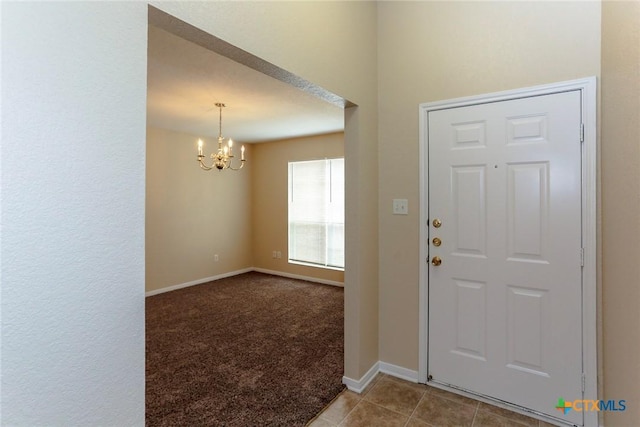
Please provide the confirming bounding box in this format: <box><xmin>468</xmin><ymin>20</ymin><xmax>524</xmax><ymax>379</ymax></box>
<box><xmin>314</xmin><ymin>387</ymin><xmax>365</xmax><ymax>427</ymax></box>
<box><xmin>324</xmin><ymin>376</ymin><xmax>541</xmax><ymax>427</ymax></box>
<box><xmin>428</xmin><ymin>387</ymin><xmax>483</xmax><ymax>410</ymax></box>
<box><xmin>311</xmin><ymin>388</ymin><xmax>350</xmax><ymax>426</ymax></box>
<box><xmin>473</xmin><ymin>403</ymin><xmax>537</xmax><ymax>427</ymax></box>
<box><xmin>363</xmin><ymin>377</ymin><xmax>429</xmax><ymax>421</ymax></box>
<box><xmin>335</xmin><ymin>394</ymin><xmax>365</xmax><ymax>426</ymax></box>
<box><xmin>332</xmin><ymin>373</ymin><xmax>384</xmax><ymax>426</ymax></box>
<box><xmin>403</xmin><ymin>389</ymin><xmax>430</xmax><ymax>426</ymax></box>
<box><xmin>470</xmin><ymin>402</ymin><xmax>480</xmax><ymax>427</ymax></box>
<box><xmin>363</xmin><ymin>395</ymin><xmax>417</xmax><ymax>419</ymax></box>
<box><xmin>317</xmin><ymin>413</ymin><xmax>339</xmax><ymax>427</ymax></box>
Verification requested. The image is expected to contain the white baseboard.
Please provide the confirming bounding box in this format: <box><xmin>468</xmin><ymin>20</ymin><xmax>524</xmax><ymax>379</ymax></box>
<box><xmin>146</xmin><ymin>267</ymin><xmax>343</xmax><ymax>297</ymax></box>
<box><xmin>252</xmin><ymin>268</ymin><xmax>344</xmax><ymax>287</ymax></box>
<box><xmin>342</xmin><ymin>362</ymin><xmax>380</xmax><ymax>393</ymax></box>
<box><xmin>342</xmin><ymin>361</ymin><xmax>420</xmax><ymax>394</ymax></box>
<box><xmin>145</xmin><ymin>268</ymin><xmax>253</xmax><ymax>297</ymax></box>
<box><xmin>379</xmin><ymin>362</ymin><xmax>419</xmax><ymax>383</ymax></box>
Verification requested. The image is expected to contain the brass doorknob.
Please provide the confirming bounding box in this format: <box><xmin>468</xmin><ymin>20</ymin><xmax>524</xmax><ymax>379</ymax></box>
<box><xmin>432</xmin><ymin>237</ymin><xmax>442</xmax><ymax>247</ymax></box>
<box><xmin>431</xmin><ymin>256</ymin><xmax>442</xmax><ymax>266</ymax></box>
<box><xmin>432</xmin><ymin>219</ymin><xmax>442</xmax><ymax>228</ymax></box>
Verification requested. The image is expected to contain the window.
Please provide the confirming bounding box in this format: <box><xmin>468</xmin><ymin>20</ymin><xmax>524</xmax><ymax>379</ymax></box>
<box><xmin>288</xmin><ymin>158</ymin><xmax>344</xmax><ymax>270</ymax></box>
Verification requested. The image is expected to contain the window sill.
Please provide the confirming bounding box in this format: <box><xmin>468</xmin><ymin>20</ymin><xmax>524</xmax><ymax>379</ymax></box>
<box><xmin>288</xmin><ymin>260</ymin><xmax>345</xmax><ymax>272</ymax></box>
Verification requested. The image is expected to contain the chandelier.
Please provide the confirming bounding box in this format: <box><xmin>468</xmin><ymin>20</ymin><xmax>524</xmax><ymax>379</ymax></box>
<box><xmin>197</xmin><ymin>103</ymin><xmax>246</xmax><ymax>171</ymax></box>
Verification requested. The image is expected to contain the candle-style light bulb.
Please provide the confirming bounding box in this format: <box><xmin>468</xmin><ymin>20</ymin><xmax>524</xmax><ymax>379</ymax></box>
<box><xmin>198</xmin><ymin>139</ymin><xmax>203</xmax><ymax>156</ymax></box>
<box><xmin>241</xmin><ymin>145</ymin><xmax>245</xmax><ymax>160</ymax></box>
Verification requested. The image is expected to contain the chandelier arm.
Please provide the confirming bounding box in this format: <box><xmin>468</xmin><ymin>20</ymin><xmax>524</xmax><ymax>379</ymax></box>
<box><xmin>198</xmin><ymin>156</ymin><xmax>215</xmax><ymax>171</ymax></box>
<box><xmin>227</xmin><ymin>159</ymin><xmax>246</xmax><ymax>171</ymax></box>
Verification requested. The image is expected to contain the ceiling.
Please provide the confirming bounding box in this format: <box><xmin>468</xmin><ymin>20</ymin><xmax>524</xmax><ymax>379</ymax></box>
<box><xmin>146</xmin><ymin>25</ymin><xmax>345</xmax><ymax>144</ymax></box>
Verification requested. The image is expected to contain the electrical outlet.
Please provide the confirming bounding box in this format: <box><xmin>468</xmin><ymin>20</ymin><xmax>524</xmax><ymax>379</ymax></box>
<box><xmin>214</xmin><ymin>254</ymin><xmax>219</xmax><ymax>262</ymax></box>
<box><xmin>272</xmin><ymin>251</ymin><xmax>277</xmax><ymax>259</ymax></box>
<box><xmin>276</xmin><ymin>251</ymin><xmax>282</xmax><ymax>259</ymax></box>
<box><xmin>392</xmin><ymin>199</ymin><xmax>409</xmax><ymax>215</ymax></box>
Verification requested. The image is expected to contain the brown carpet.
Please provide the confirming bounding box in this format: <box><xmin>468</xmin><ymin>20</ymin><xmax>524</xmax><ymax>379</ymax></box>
<box><xmin>146</xmin><ymin>271</ymin><xmax>345</xmax><ymax>426</ymax></box>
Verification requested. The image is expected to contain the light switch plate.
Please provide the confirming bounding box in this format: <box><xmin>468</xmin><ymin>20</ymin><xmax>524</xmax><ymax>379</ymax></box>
<box><xmin>392</xmin><ymin>199</ymin><xmax>408</xmax><ymax>215</ymax></box>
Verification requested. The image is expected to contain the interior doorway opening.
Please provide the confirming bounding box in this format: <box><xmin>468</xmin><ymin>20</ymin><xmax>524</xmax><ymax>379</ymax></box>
<box><xmin>145</xmin><ymin>5</ymin><xmax>355</xmax><ymax>424</ymax></box>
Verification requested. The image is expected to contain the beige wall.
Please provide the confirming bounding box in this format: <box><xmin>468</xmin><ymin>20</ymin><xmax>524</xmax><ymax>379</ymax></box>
<box><xmin>252</xmin><ymin>133</ymin><xmax>345</xmax><ymax>284</ymax></box>
<box><xmin>146</xmin><ymin>127</ymin><xmax>253</xmax><ymax>292</ymax></box>
<box><xmin>146</xmin><ymin>129</ymin><xmax>344</xmax><ymax>292</ymax></box>
<box><xmin>146</xmin><ymin>6</ymin><xmax>640</xmax><ymax>417</ymax></box>
<box><xmin>601</xmin><ymin>1</ymin><xmax>640</xmax><ymax>424</ymax></box>
<box><xmin>150</xmin><ymin>1</ymin><xmax>379</xmax><ymax>380</ymax></box>
<box><xmin>13</xmin><ymin>1</ymin><xmax>640</xmax><ymax>423</ymax></box>
<box><xmin>377</xmin><ymin>0</ymin><xmax>601</xmax><ymax>371</ymax></box>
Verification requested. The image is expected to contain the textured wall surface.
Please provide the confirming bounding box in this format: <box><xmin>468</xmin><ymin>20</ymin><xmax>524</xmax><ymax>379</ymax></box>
<box><xmin>1</xmin><ymin>2</ymin><xmax>147</xmax><ymax>424</ymax></box>
<box><xmin>377</xmin><ymin>0</ymin><xmax>601</xmax><ymax>373</ymax></box>
<box><xmin>601</xmin><ymin>1</ymin><xmax>640</xmax><ymax>425</ymax></box>
<box><xmin>1</xmin><ymin>5</ymin><xmax>378</xmax><ymax>424</ymax></box>
<box><xmin>7</xmin><ymin>3</ymin><xmax>630</xmax><ymax>424</ymax></box>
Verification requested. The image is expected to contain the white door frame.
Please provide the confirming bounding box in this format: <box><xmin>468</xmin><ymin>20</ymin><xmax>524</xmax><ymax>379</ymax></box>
<box><xmin>418</xmin><ymin>77</ymin><xmax>597</xmax><ymax>426</ymax></box>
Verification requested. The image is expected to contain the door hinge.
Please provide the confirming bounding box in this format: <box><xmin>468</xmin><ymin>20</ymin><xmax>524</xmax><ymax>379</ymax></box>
<box><xmin>580</xmin><ymin>247</ymin><xmax>585</xmax><ymax>267</ymax></box>
<box><xmin>582</xmin><ymin>373</ymin><xmax>586</xmax><ymax>392</ymax></box>
<box><xmin>580</xmin><ymin>123</ymin><xmax>585</xmax><ymax>143</ymax></box>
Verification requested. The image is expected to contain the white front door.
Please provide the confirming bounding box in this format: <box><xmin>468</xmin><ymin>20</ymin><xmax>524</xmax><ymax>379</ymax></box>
<box><xmin>427</xmin><ymin>90</ymin><xmax>583</xmax><ymax>424</ymax></box>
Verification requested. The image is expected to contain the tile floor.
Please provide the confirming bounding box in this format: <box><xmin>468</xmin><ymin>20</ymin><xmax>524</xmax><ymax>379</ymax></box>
<box><xmin>308</xmin><ymin>374</ymin><xmax>557</xmax><ymax>427</ymax></box>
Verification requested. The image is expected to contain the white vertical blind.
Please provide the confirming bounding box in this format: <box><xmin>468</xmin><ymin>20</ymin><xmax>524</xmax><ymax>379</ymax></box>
<box><xmin>288</xmin><ymin>158</ymin><xmax>344</xmax><ymax>269</ymax></box>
